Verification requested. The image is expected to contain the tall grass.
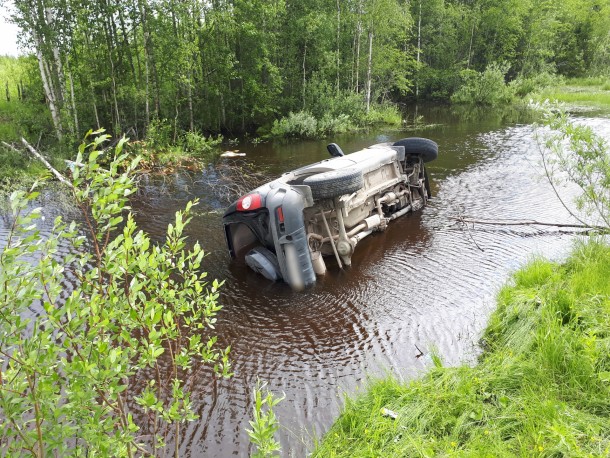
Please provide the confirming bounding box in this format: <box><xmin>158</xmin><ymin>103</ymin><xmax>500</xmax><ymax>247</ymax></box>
<box><xmin>313</xmin><ymin>240</ymin><xmax>610</xmax><ymax>457</ymax></box>
<box><xmin>531</xmin><ymin>77</ymin><xmax>610</xmax><ymax>109</ymax></box>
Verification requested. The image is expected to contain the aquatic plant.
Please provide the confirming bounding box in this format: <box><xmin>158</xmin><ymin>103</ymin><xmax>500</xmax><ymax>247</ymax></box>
<box><xmin>247</xmin><ymin>381</ymin><xmax>284</xmax><ymax>457</ymax></box>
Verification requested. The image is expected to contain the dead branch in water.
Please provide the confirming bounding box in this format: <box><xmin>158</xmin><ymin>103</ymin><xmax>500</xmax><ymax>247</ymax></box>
<box><xmin>449</xmin><ymin>216</ymin><xmax>608</xmax><ymax>234</ymax></box>
<box><xmin>198</xmin><ymin>159</ymin><xmax>274</xmax><ymax>204</ymax></box>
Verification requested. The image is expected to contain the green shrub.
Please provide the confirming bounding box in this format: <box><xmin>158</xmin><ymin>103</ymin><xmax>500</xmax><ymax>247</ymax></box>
<box><xmin>452</xmin><ymin>62</ymin><xmax>515</xmax><ymax>106</ymax></box>
<box><xmin>145</xmin><ymin>117</ymin><xmax>173</xmax><ymax>149</ymax></box>
<box><xmin>247</xmin><ymin>381</ymin><xmax>284</xmax><ymax>458</ymax></box>
<box><xmin>270</xmin><ymin>111</ymin><xmax>319</xmax><ymax>138</ymax></box>
<box><xmin>510</xmin><ymin>72</ymin><xmax>562</xmax><ymax>98</ymax></box>
<box><xmin>363</xmin><ymin>104</ymin><xmax>402</xmax><ymax>126</ymax></box>
<box><xmin>302</xmin><ymin>76</ymin><xmax>362</xmax><ymax>120</ymax></box>
<box><xmin>539</xmin><ymin>106</ymin><xmax>610</xmax><ymax>229</ymax></box>
<box><xmin>182</xmin><ymin>130</ymin><xmax>223</xmax><ymax>157</ymax></box>
<box><xmin>416</xmin><ymin>66</ymin><xmax>463</xmax><ymax>100</ymax></box>
<box><xmin>0</xmin><ymin>130</ymin><xmax>231</xmax><ymax>455</ymax></box>
<box><xmin>318</xmin><ymin>113</ymin><xmax>355</xmax><ymax>135</ymax></box>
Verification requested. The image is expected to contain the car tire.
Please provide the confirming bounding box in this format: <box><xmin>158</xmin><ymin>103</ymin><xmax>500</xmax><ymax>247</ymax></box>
<box><xmin>393</xmin><ymin>137</ymin><xmax>438</xmax><ymax>163</ymax></box>
<box><xmin>303</xmin><ymin>167</ymin><xmax>364</xmax><ymax>200</ymax></box>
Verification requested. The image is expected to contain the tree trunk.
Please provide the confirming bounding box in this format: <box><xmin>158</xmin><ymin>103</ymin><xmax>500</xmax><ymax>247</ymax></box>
<box><xmin>92</xmin><ymin>88</ymin><xmax>101</xmax><ymax>130</ymax></box>
<box><xmin>138</xmin><ymin>0</ymin><xmax>159</xmax><ymax>119</ymax></box>
<box><xmin>416</xmin><ymin>0</ymin><xmax>421</xmax><ymax>98</ymax></box>
<box><xmin>188</xmin><ymin>70</ymin><xmax>194</xmax><ymax>132</ymax></box>
<box><xmin>302</xmin><ymin>42</ymin><xmax>307</xmax><ymax>108</ymax></box>
<box><xmin>365</xmin><ymin>30</ymin><xmax>373</xmax><ymax>113</ymax></box>
<box><xmin>118</xmin><ymin>5</ymin><xmax>136</xmax><ymax>80</ymax></box>
<box><xmin>68</xmin><ymin>64</ymin><xmax>79</xmax><ymax>135</ymax></box>
<box><xmin>355</xmin><ymin>1</ymin><xmax>362</xmax><ymax>93</ymax></box>
<box><xmin>5</xmin><ymin>82</ymin><xmax>9</xmax><ymax>102</ymax></box>
<box><xmin>336</xmin><ymin>0</ymin><xmax>341</xmax><ymax>95</ymax></box>
<box><xmin>34</xmin><ymin>31</ymin><xmax>62</xmax><ymax>140</ymax></box>
<box><xmin>45</xmin><ymin>7</ymin><xmax>67</xmax><ymax>108</ymax></box>
<box><xmin>467</xmin><ymin>16</ymin><xmax>476</xmax><ymax>69</ymax></box>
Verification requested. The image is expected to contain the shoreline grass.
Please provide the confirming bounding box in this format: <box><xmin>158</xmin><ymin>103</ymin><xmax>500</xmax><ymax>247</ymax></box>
<box><xmin>531</xmin><ymin>77</ymin><xmax>610</xmax><ymax>110</ymax></box>
<box><xmin>312</xmin><ymin>240</ymin><xmax>610</xmax><ymax>457</ymax></box>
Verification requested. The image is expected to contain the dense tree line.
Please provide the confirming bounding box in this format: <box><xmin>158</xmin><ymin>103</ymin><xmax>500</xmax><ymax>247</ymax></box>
<box><xmin>5</xmin><ymin>0</ymin><xmax>610</xmax><ymax>141</ymax></box>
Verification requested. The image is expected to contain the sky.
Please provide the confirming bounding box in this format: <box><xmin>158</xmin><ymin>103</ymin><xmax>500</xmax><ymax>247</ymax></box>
<box><xmin>0</xmin><ymin>3</ymin><xmax>22</xmax><ymax>57</ymax></box>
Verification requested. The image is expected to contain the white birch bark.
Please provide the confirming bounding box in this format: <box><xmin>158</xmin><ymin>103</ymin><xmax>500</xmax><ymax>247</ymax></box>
<box><xmin>68</xmin><ymin>65</ymin><xmax>79</xmax><ymax>135</ymax></box>
<box><xmin>34</xmin><ymin>31</ymin><xmax>62</xmax><ymax>140</ymax></box>
<box><xmin>365</xmin><ymin>30</ymin><xmax>373</xmax><ymax>113</ymax></box>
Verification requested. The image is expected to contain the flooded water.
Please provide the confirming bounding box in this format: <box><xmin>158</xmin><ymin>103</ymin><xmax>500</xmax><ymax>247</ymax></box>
<box><xmin>5</xmin><ymin>105</ymin><xmax>610</xmax><ymax>456</ymax></box>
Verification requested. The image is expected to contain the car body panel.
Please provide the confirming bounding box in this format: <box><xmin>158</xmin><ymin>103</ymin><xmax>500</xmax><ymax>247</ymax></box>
<box><xmin>223</xmin><ymin>138</ymin><xmax>437</xmax><ymax>290</ymax></box>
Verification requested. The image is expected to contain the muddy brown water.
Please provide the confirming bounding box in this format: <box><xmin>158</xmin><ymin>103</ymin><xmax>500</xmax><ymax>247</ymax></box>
<box><xmin>5</xmin><ymin>106</ymin><xmax>610</xmax><ymax>456</ymax></box>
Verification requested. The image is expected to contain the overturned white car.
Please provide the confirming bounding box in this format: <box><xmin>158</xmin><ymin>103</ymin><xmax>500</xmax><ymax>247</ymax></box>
<box><xmin>222</xmin><ymin>137</ymin><xmax>438</xmax><ymax>290</ymax></box>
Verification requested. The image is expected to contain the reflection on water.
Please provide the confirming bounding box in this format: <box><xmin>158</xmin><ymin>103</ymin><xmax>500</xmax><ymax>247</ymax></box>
<box><xmin>4</xmin><ymin>106</ymin><xmax>609</xmax><ymax>457</ymax></box>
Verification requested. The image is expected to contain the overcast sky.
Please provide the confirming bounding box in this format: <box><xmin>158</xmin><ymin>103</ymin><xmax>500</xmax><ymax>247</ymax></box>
<box><xmin>1</xmin><ymin>3</ymin><xmax>23</xmax><ymax>57</ymax></box>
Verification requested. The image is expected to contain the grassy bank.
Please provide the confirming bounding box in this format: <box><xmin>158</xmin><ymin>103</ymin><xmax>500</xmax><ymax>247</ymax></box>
<box><xmin>532</xmin><ymin>77</ymin><xmax>610</xmax><ymax>110</ymax></box>
<box><xmin>313</xmin><ymin>240</ymin><xmax>610</xmax><ymax>457</ymax></box>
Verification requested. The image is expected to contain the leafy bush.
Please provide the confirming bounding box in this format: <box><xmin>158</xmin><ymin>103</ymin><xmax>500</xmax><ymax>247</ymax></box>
<box><xmin>182</xmin><ymin>130</ymin><xmax>223</xmax><ymax>157</ymax></box>
<box><xmin>510</xmin><ymin>72</ymin><xmax>562</xmax><ymax>98</ymax></box>
<box><xmin>451</xmin><ymin>62</ymin><xmax>515</xmax><ymax>106</ymax></box>
<box><xmin>538</xmin><ymin>105</ymin><xmax>610</xmax><ymax>229</ymax></box>
<box><xmin>362</xmin><ymin>104</ymin><xmax>402</xmax><ymax>126</ymax></box>
<box><xmin>0</xmin><ymin>130</ymin><xmax>231</xmax><ymax>455</ymax></box>
<box><xmin>270</xmin><ymin>111</ymin><xmax>319</xmax><ymax>138</ymax></box>
<box><xmin>416</xmin><ymin>66</ymin><xmax>463</xmax><ymax>100</ymax></box>
<box><xmin>318</xmin><ymin>113</ymin><xmax>355</xmax><ymax>135</ymax></box>
<box><xmin>145</xmin><ymin>117</ymin><xmax>173</xmax><ymax>149</ymax></box>
<box><xmin>302</xmin><ymin>76</ymin><xmax>362</xmax><ymax>120</ymax></box>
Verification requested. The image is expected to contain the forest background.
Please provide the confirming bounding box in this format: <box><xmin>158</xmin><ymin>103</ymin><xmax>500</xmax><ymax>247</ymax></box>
<box><xmin>0</xmin><ymin>0</ymin><xmax>609</xmax><ymax>157</ymax></box>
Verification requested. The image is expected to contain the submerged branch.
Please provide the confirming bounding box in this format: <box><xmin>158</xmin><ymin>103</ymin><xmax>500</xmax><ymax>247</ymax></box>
<box><xmin>449</xmin><ymin>216</ymin><xmax>608</xmax><ymax>233</ymax></box>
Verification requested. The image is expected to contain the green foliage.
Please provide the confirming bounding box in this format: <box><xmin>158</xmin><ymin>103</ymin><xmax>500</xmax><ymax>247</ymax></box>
<box><xmin>313</xmin><ymin>240</ymin><xmax>610</xmax><ymax>457</ymax></box>
<box><xmin>0</xmin><ymin>56</ymin><xmax>53</xmax><ymax>143</ymax></box>
<box><xmin>510</xmin><ymin>72</ymin><xmax>562</xmax><ymax>98</ymax></box>
<box><xmin>532</xmin><ymin>78</ymin><xmax>610</xmax><ymax>109</ymax></box>
<box><xmin>182</xmin><ymin>131</ymin><xmax>223</xmax><ymax>157</ymax></box>
<box><xmin>247</xmin><ymin>381</ymin><xmax>284</xmax><ymax>458</ymax></box>
<box><xmin>268</xmin><ymin>103</ymin><xmax>401</xmax><ymax>139</ymax></box>
<box><xmin>452</xmin><ymin>62</ymin><xmax>515</xmax><ymax>106</ymax></box>
<box><xmin>538</xmin><ymin>106</ymin><xmax>610</xmax><ymax>229</ymax></box>
<box><xmin>416</xmin><ymin>66</ymin><xmax>463</xmax><ymax>100</ymax></box>
<box><xmin>270</xmin><ymin>111</ymin><xmax>319</xmax><ymax>139</ymax></box>
<box><xmin>363</xmin><ymin>104</ymin><xmax>402</xmax><ymax>126</ymax></box>
<box><xmin>0</xmin><ymin>130</ymin><xmax>231</xmax><ymax>455</ymax></box>
<box><xmin>145</xmin><ymin>118</ymin><xmax>174</xmax><ymax>150</ymax></box>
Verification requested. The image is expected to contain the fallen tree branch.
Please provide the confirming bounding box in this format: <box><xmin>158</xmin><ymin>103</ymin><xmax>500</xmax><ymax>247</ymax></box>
<box><xmin>2</xmin><ymin>139</ymin><xmax>73</xmax><ymax>188</ymax></box>
<box><xmin>21</xmin><ymin>138</ymin><xmax>73</xmax><ymax>188</ymax></box>
<box><xmin>449</xmin><ymin>216</ymin><xmax>607</xmax><ymax>232</ymax></box>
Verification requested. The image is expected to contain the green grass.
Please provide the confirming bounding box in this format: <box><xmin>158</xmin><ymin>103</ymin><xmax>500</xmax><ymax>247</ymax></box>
<box><xmin>531</xmin><ymin>77</ymin><xmax>610</xmax><ymax>109</ymax></box>
<box><xmin>313</xmin><ymin>240</ymin><xmax>610</xmax><ymax>457</ymax></box>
